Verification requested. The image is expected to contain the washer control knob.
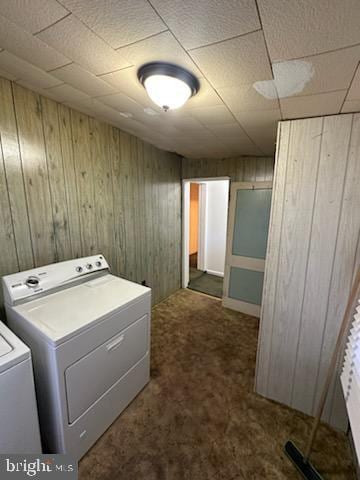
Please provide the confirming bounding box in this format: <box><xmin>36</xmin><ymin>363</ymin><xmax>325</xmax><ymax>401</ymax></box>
<box><xmin>86</xmin><ymin>263</ymin><xmax>93</xmax><ymax>270</ymax></box>
<box><xmin>95</xmin><ymin>261</ymin><xmax>102</xmax><ymax>267</ymax></box>
<box><xmin>25</xmin><ymin>276</ymin><xmax>40</xmax><ymax>288</ymax></box>
<box><xmin>75</xmin><ymin>266</ymin><xmax>83</xmax><ymax>273</ymax></box>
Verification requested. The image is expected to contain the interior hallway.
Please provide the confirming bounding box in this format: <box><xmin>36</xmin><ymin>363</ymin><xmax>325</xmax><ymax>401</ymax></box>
<box><xmin>79</xmin><ymin>289</ymin><xmax>355</xmax><ymax>480</ymax></box>
<box><xmin>188</xmin><ymin>267</ymin><xmax>223</xmax><ymax>298</ymax></box>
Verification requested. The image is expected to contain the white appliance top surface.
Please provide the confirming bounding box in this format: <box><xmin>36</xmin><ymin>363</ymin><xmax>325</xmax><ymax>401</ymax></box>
<box><xmin>0</xmin><ymin>321</ymin><xmax>29</xmax><ymax>373</ymax></box>
<box><xmin>12</xmin><ymin>274</ymin><xmax>151</xmax><ymax>345</ymax></box>
<box><xmin>0</xmin><ymin>334</ymin><xmax>12</xmax><ymax>357</ymax></box>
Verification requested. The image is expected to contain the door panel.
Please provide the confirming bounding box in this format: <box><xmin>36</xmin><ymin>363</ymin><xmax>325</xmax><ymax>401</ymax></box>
<box><xmin>232</xmin><ymin>189</ymin><xmax>272</xmax><ymax>259</ymax></box>
<box><xmin>223</xmin><ymin>182</ymin><xmax>272</xmax><ymax>317</ymax></box>
<box><xmin>228</xmin><ymin>267</ymin><xmax>264</xmax><ymax>305</ymax></box>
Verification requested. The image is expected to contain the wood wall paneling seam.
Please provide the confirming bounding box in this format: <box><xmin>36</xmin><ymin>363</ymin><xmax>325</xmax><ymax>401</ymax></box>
<box><xmin>0</xmin><ymin>77</ymin><xmax>182</xmax><ymax>307</ymax></box>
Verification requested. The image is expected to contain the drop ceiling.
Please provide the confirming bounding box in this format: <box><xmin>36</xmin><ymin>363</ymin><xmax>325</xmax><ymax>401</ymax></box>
<box><xmin>0</xmin><ymin>0</ymin><xmax>359</xmax><ymax>158</ymax></box>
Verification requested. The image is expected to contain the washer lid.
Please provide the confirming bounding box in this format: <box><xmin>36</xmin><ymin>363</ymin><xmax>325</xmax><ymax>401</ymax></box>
<box><xmin>0</xmin><ymin>321</ymin><xmax>30</xmax><ymax>373</ymax></box>
<box><xmin>13</xmin><ymin>274</ymin><xmax>151</xmax><ymax>346</ymax></box>
<box><xmin>0</xmin><ymin>334</ymin><xmax>12</xmax><ymax>357</ymax></box>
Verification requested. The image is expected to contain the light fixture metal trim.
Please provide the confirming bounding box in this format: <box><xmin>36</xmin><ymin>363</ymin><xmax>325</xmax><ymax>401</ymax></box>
<box><xmin>138</xmin><ymin>62</ymin><xmax>200</xmax><ymax>111</ymax></box>
<box><xmin>138</xmin><ymin>62</ymin><xmax>200</xmax><ymax>96</ymax></box>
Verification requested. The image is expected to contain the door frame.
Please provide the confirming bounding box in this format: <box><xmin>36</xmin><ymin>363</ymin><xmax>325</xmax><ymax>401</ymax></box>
<box><xmin>182</xmin><ymin>177</ymin><xmax>230</xmax><ymax>288</ymax></box>
<box><xmin>197</xmin><ymin>183</ymin><xmax>207</xmax><ymax>271</ymax></box>
<box><xmin>222</xmin><ymin>181</ymin><xmax>273</xmax><ymax>316</ymax></box>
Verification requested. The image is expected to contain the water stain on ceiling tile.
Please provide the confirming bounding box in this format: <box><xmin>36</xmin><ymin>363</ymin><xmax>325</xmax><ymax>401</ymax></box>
<box><xmin>254</xmin><ymin>59</ymin><xmax>314</xmax><ymax>99</ymax></box>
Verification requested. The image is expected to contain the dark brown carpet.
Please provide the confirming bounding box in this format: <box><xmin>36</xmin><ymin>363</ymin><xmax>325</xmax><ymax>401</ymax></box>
<box><xmin>79</xmin><ymin>289</ymin><xmax>355</xmax><ymax>480</ymax></box>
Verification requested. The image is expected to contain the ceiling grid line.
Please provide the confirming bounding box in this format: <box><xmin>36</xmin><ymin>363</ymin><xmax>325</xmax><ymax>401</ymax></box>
<box><xmin>254</xmin><ymin>0</ymin><xmax>283</xmax><ymax>122</ymax></box>
<box><xmin>186</xmin><ymin>28</ymin><xmax>263</xmax><ymax>53</ymax></box>
<box><xmin>145</xmin><ymin>0</ymin><xmax>266</xmax><ymax>155</ymax></box>
<box><xmin>33</xmin><ymin>11</ymin><xmax>72</xmax><ymax>36</ymax></box>
<box><xmin>0</xmin><ymin>0</ymin><xmax>358</xmax><ymax>158</ymax></box>
<box><xmin>339</xmin><ymin>61</ymin><xmax>360</xmax><ymax>113</ymax></box>
<box><xmin>148</xmin><ymin>0</ymin><xmax>268</xmax><ymax>155</ymax></box>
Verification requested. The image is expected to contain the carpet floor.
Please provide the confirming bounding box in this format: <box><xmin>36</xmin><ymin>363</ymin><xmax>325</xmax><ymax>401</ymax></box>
<box><xmin>79</xmin><ymin>289</ymin><xmax>355</xmax><ymax>480</ymax></box>
<box><xmin>188</xmin><ymin>268</ymin><xmax>223</xmax><ymax>298</ymax></box>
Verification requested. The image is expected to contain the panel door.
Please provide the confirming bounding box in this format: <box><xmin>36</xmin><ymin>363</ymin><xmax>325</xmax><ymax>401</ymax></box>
<box><xmin>223</xmin><ymin>182</ymin><xmax>272</xmax><ymax>317</ymax></box>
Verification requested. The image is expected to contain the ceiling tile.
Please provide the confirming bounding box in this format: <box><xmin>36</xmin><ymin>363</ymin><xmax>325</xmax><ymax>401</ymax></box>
<box><xmin>150</xmin><ymin>0</ymin><xmax>260</xmax><ymax>50</ymax></box>
<box><xmin>37</xmin><ymin>15</ymin><xmax>131</xmax><ymax>75</ymax></box>
<box><xmin>280</xmin><ymin>90</ymin><xmax>347</xmax><ymax>119</ymax></box>
<box><xmin>219</xmin><ymin>84</ymin><xmax>278</xmax><ymax>111</ymax></box>
<box><xmin>245</xmin><ymin>125</ymin><xmax>278</xmax><ymax>153</ymax></box>
<box><xmin>15</xmin><ymin>80</ymin><xmax>62</xmax><ymax>101</ymax></box>
<box><xmin>189</xmin><ymin>105</ymin><xmax>235</xmax><ymax>125</ymax></box>
<box><xmin>134</xmin><ymin>115</ymin><xmax>183</xmax><ymax>136</ymax></box>
<box><xmin>185</xmin><ymin>128</ymin><xmax>218</xmax><ymax>142</ymax></box>
<box><xmin>206</xmin><ymin>122</ymin><xmax>249</xmax><ymax>140</ymax></box>
<box><xmin>0</xmin><ymin>68</ymin><xmax>17</xmax><ymax>81</ymax></box>
<box><xmin>189</xmin><ymin>30</ymin><xmax>273</xmax><ymax>88</ymax></box>
<box><xmin>0</xmin><ymin>51</ymin><xmax>62</xmax><ymax>89</ymax></box>
<box><xmin>181</xmin><ymin>78</ymin><xmax>223</xmax><ymax>110</ymax></box>
<box><xmin>97</xmin><ymin>92</ymin><xmax>146</xmax><ymax>118</ymax></box>
<box><xmin>0</xmin><ymin>14</ymin><xmax>70</xmax><ymax>71</ymax></box>
<box><xmin>63</xmin><ymin>101</ymin><xmax>95</xmax><ymax>118</ymax></box>
<box><xmin>347</xmin><ymin>64</ymin><xmax>360</xmax><ymax>100</ymax></box>
<box><xmin>341</xmin><ymin>99</ymin><xmax>360</xmax><ymax>113</ymax></box>
<box><xmin>65</xmin><ymin>97</ymin><xmax>134</xmax><ymax>127</ymax></box>
<box><xmin>99</xmin><ymin>66</ymin><xmax>155</xmax><ymax>107</ymax></box>
<box><xmin>0</xmin><ymin>0</ymin><xmax>69</xmax><ymax>34</ymax></box>
<box><xmin>60</xmin><ymin>0</ymin><xmax>166</xmax><ymax>49</ymax></box>
<box><xmin>234</xmin><ymin>109</ymin><xmax>281</xmax><ymax>130</ymax></box>
<box><xmin>257</xmin><ymin>0</ymin><xmax>360</xmax><ymax>61</ymax></box>
<box><xmin>45</xmin><ymin>83</ymin><xmax>91</xmax><ymax>103</ymax></box>
<box><xmin>120</xmin><ymin>119</ymin><xmax>157</xmax><ymax>139</ymax></box>
<box><xmin>50</xmin><ymin>63</ymin><xmax>117</xmax><ymax>97</ymax></box>
<box><xmin>282</xmin><ymin>46</ymin><xmax>360</xmax><ymax>97</ymax></box>
<box><xmin>220</xmin><ymin>138</ymin><xmax>263</xmax><ymax>156</ymax></box>
<box><xmin>116</xmin><ymin>31</ymin><xmax>202</xmax><ymax>78</ymax></box>
<box><xmin>165</xmin><ymin>115</ymin><xmax>207</xmax><ymax>133</ymax></box>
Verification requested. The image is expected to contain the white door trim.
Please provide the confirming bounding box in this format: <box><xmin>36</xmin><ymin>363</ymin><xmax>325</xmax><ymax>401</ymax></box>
<box><xmin>197</xmin><ymin>183</ymin><xmax>207</xmax><ymax>271</ymax></box>
<box><xmin>182</xmin><ymin>181</ymin><xmax>190</xmax><ymax>288</ymax></box>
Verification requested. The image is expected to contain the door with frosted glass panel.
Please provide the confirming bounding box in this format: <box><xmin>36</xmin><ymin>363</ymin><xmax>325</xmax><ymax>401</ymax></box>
<box><xmin>223</xmin><ymin>182</ymin><xmax>272</xmax><ymax>317</ymax></box>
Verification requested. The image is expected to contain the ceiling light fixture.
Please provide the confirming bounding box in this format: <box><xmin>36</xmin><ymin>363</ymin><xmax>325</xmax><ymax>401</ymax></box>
<box><xmin>138</xmin><ymin>62</ymin><xmax>200</xmax><ymax>112</ymax></box>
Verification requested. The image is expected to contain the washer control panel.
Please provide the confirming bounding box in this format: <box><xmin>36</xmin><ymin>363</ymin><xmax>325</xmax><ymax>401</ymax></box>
<box><xmin>2</xmin><ymin>254</ymin><xmax>109</xmax><ymax>305</ymax></box>
<box><xmin>25</xmin><ymin>276</ymin><xmax>40</xmax><ymax>288</ymax></box>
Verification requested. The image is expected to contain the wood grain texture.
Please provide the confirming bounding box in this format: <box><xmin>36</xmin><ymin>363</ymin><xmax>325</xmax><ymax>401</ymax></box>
<box><xmin>255</xmin><ymin>122</ymin><xmax>290</xmax><ymax>396</ymax></box>
<box><xmin>256</xmin><ymin>114</ymin><xmax>360</xmax><ymax>431</ymax></box>
<box><xmin>41</xmin><ymin>96</ymin><xmax>72</xmax><ymax>262</ymax></box>
<box><xmin>267</xmin><ymin>117</ymin><xmax>323</xmax><ymax>405</ymax></box>
<box><xmin>13</xmin><ymin>83</ymin><xmax>56</xmax><ymax>266</ymax></box>
<box><xmin>0</xmin><ymin>78</ymin><xmax>182</xmax><ymax>306</ymax></box>
<box><xmin>0</xmin><ymin>78</ymin><xmax>33</xmax><ymax>271</ymax></box>
<box><xmin>182</xmin><ymin>156</ymin><xmax>274</xmax><ymax>182</ymax></box>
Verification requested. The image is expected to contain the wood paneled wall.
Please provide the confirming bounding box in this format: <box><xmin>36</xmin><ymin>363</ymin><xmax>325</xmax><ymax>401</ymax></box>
<box><xmin>182</xmin><ymin>156</ymin><xmax>274</xmax><ymax>181</ymax></box>
<box><xmin>256</xmin><ymin>115</ymin><xmax>360</xmax><ymax>430</ymax></box>
<box><xmin>0</xmin><ymin>78</ymin><xmax>182</xmax><ymax>306</ymax></box>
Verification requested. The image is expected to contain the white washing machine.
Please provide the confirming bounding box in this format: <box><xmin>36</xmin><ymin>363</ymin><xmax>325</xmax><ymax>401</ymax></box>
<box><xmin>0</xmin><ymin>320</ymin><xmax>42</xmax><ymax>453</ymax></box>
<box><xmin>2</xmin><ymin>254</ymin><xmax>151</xmax><ymax>460</ymax></box>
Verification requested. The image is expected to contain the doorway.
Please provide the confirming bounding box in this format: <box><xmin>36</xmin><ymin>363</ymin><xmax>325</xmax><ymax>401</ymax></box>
<box><xmin>182</xmin><ymin>178</ymin><xmax>230</xmax><ymax>298</ymax></box>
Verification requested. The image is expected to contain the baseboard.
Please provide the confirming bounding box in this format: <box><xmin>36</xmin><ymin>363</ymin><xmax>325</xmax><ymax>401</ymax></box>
<box><xmin>222</xmin><ymin>297</ymin><xmax>260</xmax><ymax>317</ymax></box>
<box><xmin>206</xmin><ymin>269</ymin><xmax>224</xmax><ymax>277</ymax></box>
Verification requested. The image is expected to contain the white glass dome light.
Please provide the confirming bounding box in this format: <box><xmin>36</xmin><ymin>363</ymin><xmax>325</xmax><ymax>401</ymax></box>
<box><xmin>138</xmin><ymin>62</ymin><xmax>200</xmax><ymax>112</ymax></box>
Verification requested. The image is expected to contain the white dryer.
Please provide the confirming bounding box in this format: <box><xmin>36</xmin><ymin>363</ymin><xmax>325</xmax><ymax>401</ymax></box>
<box><xmin>0</xmin><ymin>320</ymin><xmax>42</xmax><ymax>453</ymax></box>
<box><xmin>2</xmin><ymin>255</ymin><xmax>151</xmax><ymax>460</ymax></box>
